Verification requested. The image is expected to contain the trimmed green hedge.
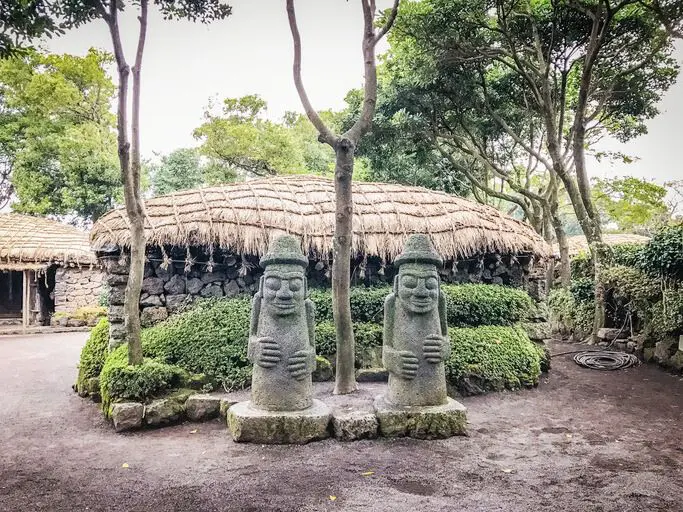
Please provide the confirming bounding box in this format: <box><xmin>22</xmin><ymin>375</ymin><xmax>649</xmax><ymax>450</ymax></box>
<box><xmin>75</xmin><ymin>318</ymin><xmax>109</xmax><ymax>395</ymax></box>
<box><xmin>310</xmin><ymin>284</ymin><xmax>534</xmax><ymax>327</ymax></box>
<box><xmin>446</xmin><ymin>325</ymin><xmax>543</xmax><ymax>394</ymax></box>
<box><xmin>442</xmin><ymin>284</ymin><xmax>534</xmax><ymax>326</ymax></box>
<box><xmin>142</xmin><ymin>297</ymin><xmax>252</xmax><ymax>390</ymax></box>
<box><xmin>100</xmin><ymin>344</ymin><xmax>187</xmax><ymax>413</ymax></box>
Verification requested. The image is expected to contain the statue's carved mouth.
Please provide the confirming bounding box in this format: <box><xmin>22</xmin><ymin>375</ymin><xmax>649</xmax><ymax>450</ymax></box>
<box><xmin>272</xmin><ymin>302</ymin><xmax>295</xmax><ymax>310</ymax></box>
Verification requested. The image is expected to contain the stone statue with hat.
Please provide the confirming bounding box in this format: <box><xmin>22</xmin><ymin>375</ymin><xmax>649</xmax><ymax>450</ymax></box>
<box><xmin>375</xmin><ymin>233</ymin><xmax>467</xmax><ymax>438</ymax></box>
<box><xmin>228</xmin><ymin>234</ymin><xmax>330</xmax><ymax>443</ymax></box>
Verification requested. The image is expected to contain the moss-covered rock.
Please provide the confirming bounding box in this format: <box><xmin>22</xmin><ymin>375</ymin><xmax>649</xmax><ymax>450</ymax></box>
<box><xmin>374</xmin><ymin>396</ymin><xmax>467</xmax><ymax>439</ymax></box>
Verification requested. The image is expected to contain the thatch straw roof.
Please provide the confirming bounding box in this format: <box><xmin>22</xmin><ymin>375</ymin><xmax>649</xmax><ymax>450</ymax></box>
<box><xmin>556</xmin><ymin>233</ymin><xmax>650</xmax><ymax>257</ymax></box>
<box><xmin>0</xmin><ymin>213</ymin><xmax>97</xmax><ymax>269</ymax></box>
<box><xmin>91</xmin><ymin>176</ymin><xmax>551</xmax><ymax>261</ymax></box>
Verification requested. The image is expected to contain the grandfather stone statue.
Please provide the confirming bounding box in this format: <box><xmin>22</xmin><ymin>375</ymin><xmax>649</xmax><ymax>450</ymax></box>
<box><xmin>228</xmin><ymin>235</ymin><xmax>330</xmax><ymax>443</ymax></box>
<box><xmin>383</xmin><ymin>234</ymin><xmax>450</xmax><ymax>406</ymax></box>
<box><xmin>374</xmin><ymin>234</ymin><xmax>466</xmax><ymax>439</ymax></box>
<box><xmin>248</xmin><ymin>234</ymin><xmax>316</xmax><ymax>411</ymax></box>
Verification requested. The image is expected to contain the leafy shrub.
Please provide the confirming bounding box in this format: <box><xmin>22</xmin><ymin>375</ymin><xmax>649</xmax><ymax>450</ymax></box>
<box><xmin>548</xmin><ymin>287</ymin><xmax>594</xmax><ymax>337</ymax></box>
<box><xmin>639</xmin><ymin>224</ymin><xmax>683</xmax><ymax>280</ymax></box>
<box><xmin>571</xmin><ymin>251</ymin><xmax>593</xmax><ymax>280</ymax></box>
<box><xmin>612</xmin><ymin>243</ymin><xmax>645</xmax><ymax>268</ymax></box>
<box><xmin>445</xmin><ymin>325</ymin><xmax>542</xmax><ymax>394</ymax></box>
<box><xmin>310</xmin><ymin>284</ymin><xmax>535</xmax><ymax>327</ymax></box>
<box><xmin>142</xmin><ymin>297</ymin><xmax>252</xmax><ymax>391</ymax></box>
<box><xmin>601</xmin><ymin>265</ymin><xmax>661</xmax><ymax>328</ymax></box>
<box><xmin>570</xmin><ymin>278</ymin><xmax>595</xmax><ymax>304</ymax></box>
<box><xmin>309</xmin><ymin>287</ymin><xmax>388</xmax><ymax>324</ymax></box>
<box><xmin>75</xmin><ymin>318</ymin><xmax>110</xmax><ymax>394</ymax></box>
<box><xmin>442</xmin><ymin>284</ymin><xmax>534</xmax><ymax>327</ymax></box>
<box><xmin>100</xmin><ymin>344</ymin><xmax>187</xmax><ymax>413</ymax></box>
<box><xmin>647</xmin><ymin>289</ymin><xmax>683</xmax><ymax>339</ymax></box>
<box><xmin>315</xmin><ymin>321</ymin><xmax>383</xmax><ymax>365</ymax></box>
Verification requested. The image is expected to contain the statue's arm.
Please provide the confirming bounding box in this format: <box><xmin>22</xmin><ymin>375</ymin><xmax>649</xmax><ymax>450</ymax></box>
<box><xmin>305</xmin><ymin>299</ymin><xmax>317</xmax><ymax>369</ymax></box>
<box><xmin>247</xmin><ymin>294</ymin><xmax>262</xmax><ymax>362</ymax></box>
<box><xmin>382</xmin><ymin>294</ymin><xmax>399</xmax><ymax>371</ymax></box>
<box><xmin>438</xmin><ymin>292</ymin><xmax>451</xmax><ymax>360</ymax></box>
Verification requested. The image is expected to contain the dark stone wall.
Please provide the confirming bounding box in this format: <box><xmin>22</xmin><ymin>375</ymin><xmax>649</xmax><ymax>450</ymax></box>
<box><xmin>101</xmin><ymin>245</ymin><xmax>547</xmax><ymax>348</ymax></box>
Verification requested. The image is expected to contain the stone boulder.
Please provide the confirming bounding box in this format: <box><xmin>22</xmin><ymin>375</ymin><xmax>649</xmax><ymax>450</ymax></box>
<box><xmin>164</xmin><ymin>275</ymin><xmax>186</xmax><ymax>295</ymax></box>
<box><xmin>140</xmin><ymin>306</ymin><xmax>168</xmax><ymax>327</ymax></box>
<box><xmin>597</xmin><ymin>328</ymin><xmax>627</xmax><ymax>341</ymax></box>
<box><xmin>654</xmin><ymin>336</ymin><xmax>680</xmax><ymax>367</ymax></box>
<box><xmin>110</xmin><ymin>402</ymin><xmax>144</xmax><ymax>432</ymax></box>
<box><xmin>186</xmin><ymin>278</ymin><xmax>204</xmax><ymax>295</ymax></box>
<box><xmin>201</xmin><ymin>271</ymin><xmax>226</xmax><ymax>285</ymax></box>
<box><xmin>185</xmin><ymin>394</ymin><xmax>221</xmax><ymax>422</ymax></box>
<box><xmin>374</xmin><ymin>396</ymin><xmax>467</xmax><ymax>439</ymax></box>
<box><xmin>144</xmin><ymin>396</ymin><xmax>187</xmax><ymax>427</ymax></box>
<box><xmin>332</xmin><ymin>410</ymin><xmax>378</xmax><ymax>441</ymax></box>
<box><xmin>166</xmin><ymin>294</ymin><xmax>190</xmax><ymax>314</ymax></box>
<box><xmin>141</xmin><ymin>277</ymin><xmax>165</xmax><ymax>295</ymax></box>
<box><xmin>200</xmin><ymin>283</ymin><xmax>223</xmax><ymax>298</ymax></box>
<box><xmin>356</xmin><ymin>368</ymin><xmax>388</xmax><ymax>383</ymax></box>
<box><xmin>223</xmin><ymin>280</ymin><xmax>240</xmax><ymax>298</ymax></box>
<box><xmin>140</xmin><ymin>293</ymin><xmax>163</xmax><ymax>307</ymax></box>
<box><xmin>219</xmin><ymin>397</ymin><xmax>240</xmax><ymax>419</ymax></box>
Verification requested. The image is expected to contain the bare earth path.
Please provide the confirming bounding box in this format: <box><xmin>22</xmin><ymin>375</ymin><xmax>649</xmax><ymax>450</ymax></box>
<box><xmin>0</xmin><ymin>332</ymin><xmax>681</xmax><ymax>512</ymax></box>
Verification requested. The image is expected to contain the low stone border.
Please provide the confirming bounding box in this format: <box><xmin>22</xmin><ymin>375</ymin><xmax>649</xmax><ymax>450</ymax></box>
<box><xmin>109</xmin><ymin>383</ymin><xmax>469</xmax><ymax>443</ymax></box>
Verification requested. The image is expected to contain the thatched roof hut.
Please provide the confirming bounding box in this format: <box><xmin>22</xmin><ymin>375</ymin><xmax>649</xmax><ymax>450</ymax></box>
<box><xmin>91</xmin><ymin>176</ymin><xmax>551</xmax><ymax>261</ymax></box>
<box><xmin>556</xmin><ymin>233</ymin><xmax>650</xmax><ymax>258</ymax></box>
<box><xmin>0</xmin><ymin>213</ymin><xmax>97</xmax><ymax>269</ymax></box>
<box><xmin>0</xmin><ymin>214</ymin><xmax>101</xmax><ymax>328</ymax></box>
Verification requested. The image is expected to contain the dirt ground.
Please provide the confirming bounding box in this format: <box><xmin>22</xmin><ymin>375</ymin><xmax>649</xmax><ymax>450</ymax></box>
<box><xmin>0</xmin><ymin>332</ymin><xmax>681</xmax><ymax>512</ymax></box>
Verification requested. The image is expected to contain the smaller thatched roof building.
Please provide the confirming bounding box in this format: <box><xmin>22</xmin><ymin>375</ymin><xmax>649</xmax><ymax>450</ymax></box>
<box><xmin>91</xmin><ymin>176</ymin><xmax>551</xmax><ymax>261</ymax></box>
<box><xmin>0</xmin><ymin>213</ymin><xmax>97</xmax><ymax>269</ymax></box>
<box><xmin>0</xmin><ymin>214</ymin><xmax>101</xmax><ymax>328</ymax></box>
<box><xmin>556</xmin><ymin>233</ymin><xmax>650</xmax><ymax>258</ymax></box>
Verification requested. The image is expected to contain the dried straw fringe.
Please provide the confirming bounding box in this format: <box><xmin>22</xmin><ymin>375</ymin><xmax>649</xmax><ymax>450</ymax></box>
<box><xmin>91</xmin><ymin>176</ymin><xmax>552</xmax><ymax>261</ymax></box>
<box><xmin>0</xmin><ymin>213</ymin><xmax>97</xmax><ymax>267</ymax></box>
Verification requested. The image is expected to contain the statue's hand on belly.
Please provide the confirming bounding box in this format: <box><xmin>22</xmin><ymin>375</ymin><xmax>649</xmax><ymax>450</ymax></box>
<box><xmin>251</xmin><ymin>337</ymin><xmax>282</xmax><ymax>368</ymax></box>
<box><xmin>423</xmin><ymin>334</ymin><xmax>450</xmax><ymax>364</ymax></box>
<box><xmin>287</xmin><ymin>349</ymin><xmax>314</xmax><ymax>380</ymax></box>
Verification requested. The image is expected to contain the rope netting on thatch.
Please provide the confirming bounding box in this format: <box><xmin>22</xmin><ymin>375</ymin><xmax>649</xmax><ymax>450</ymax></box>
<box><xmin>557</xmin><ymin>233</ymin><xmax>650</xmax><ymax>257</ymax></box>
<box><xmin>91</xmin><ymin>176</ymin><xmax>551</xmax><ymax>262</ymax></box>
<box><xmin>0</xmin><ymin>213</ymin><xmax>97</xmax><ymax>268</ymax></box>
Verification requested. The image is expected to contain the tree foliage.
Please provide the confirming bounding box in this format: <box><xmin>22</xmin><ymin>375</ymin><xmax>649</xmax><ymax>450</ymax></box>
<box><xmin>592</xmin><ymin>176</ymin><xmax>669</xmax><ymax>233</ymax></box>
<box><xmin>149</xmin><ymin>147</ymin><xmax>204</xmax><ymax>195</ymax></box>
<box><xmin>0</xmin><ymin>48</ymin><xmax>120</xmax><ymax>220</ymax></box>
<box><xmin>193</xmin><ymin>94</ymin><xmax>336</xmax><ymax>180</ymax></box>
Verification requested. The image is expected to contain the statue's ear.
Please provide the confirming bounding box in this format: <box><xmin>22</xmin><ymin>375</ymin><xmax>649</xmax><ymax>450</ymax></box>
<box><xmin>393</xmin><ymin>275</ymin><xmax>399</xmax><ymax>293</ymax></box>
<box><xmin>303</xmin><ymin>276</ymin><xmax>308</xmax><ymax>298</ymax></box>
<box><xmin>259</xmin><ymin>275</ymin><xmax>265</xmax><ymax>292</ymax></box>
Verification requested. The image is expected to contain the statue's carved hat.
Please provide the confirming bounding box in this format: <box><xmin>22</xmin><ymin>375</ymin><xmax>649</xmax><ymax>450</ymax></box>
<box><xmin>260</xmin><ymin>234</ymin><xmax>309</xmax><ymax>268</ymax></box>
<box><xmin>394</xmin><ymin>234</ymin><xmax>443</xmax><ymax>268</ymax></box>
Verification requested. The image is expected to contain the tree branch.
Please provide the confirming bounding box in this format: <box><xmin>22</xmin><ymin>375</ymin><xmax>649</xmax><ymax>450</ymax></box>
<box><xmin>285</xmin><ymin>0</ymin><xmax>338</xmax><ymax>147</ymax></box>
<box><xmin>374</xmin><ymin>0</ymin><xmax>400</xmax><ymax>44</ymax></box>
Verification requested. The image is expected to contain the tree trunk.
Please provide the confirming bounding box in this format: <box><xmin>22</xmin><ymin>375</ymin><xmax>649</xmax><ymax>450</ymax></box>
<box><xmin>332</xmin><ymin>138</ymin><xmax>357</xmax><ymax>395</ymax></box>
<box><xmin>126</xmin><ymin>220</ymin><xmax>145</xmax><ymax>364</ymax></box>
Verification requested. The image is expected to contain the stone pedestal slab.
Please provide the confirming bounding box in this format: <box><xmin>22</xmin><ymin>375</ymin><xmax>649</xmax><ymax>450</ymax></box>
<box><xmin>227</xmin><ymin>399</ymin><xmax>331</xmax><ymax>444</ymax></box>
<box><xmin>374</xmin><ymin>395</ymin><xmax>467</xmax><ymax>439</ymax></box>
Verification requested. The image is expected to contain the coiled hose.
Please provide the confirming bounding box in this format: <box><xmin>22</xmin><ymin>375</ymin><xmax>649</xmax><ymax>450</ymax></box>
<box><xmin>572</xmin><ymin>350</ymin><xmax>640</xmax><ymax>370</ymax></box>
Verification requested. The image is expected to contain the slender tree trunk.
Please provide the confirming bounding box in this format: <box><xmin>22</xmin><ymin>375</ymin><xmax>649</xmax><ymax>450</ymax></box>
<box><xmin>105</xmin><ymin>0</ymin><xmax>147</xmax><ymax>365</ymax></box>
<box><xmin>332</xmin><ymin>138</ymin><xmax>357</xmax><ymax>394</ymax></box>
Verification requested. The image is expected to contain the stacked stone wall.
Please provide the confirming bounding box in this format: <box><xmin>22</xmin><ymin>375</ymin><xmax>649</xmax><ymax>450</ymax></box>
<box><xmin>54</xmin><ymin>267</ymin><xmax>105</xmax><ymax>313</ymax></box>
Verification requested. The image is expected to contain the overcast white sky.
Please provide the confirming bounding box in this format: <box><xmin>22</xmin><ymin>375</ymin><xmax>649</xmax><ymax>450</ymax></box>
<box><xmin>45</xmin><ymin>0</ymin><xmax>683</xmax><ymax>186</ymax></box>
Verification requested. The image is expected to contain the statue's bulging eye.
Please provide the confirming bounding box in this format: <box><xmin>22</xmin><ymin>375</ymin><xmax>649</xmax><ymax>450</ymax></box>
<box><xmin>425</xmin><ymin>277</ymin><xmax>438</xmax><ymax>290</ymax></box>
<box><xmin>402</xmin><ymin>275</ymin><xmax>417</xmax><ymax>289</ymax></box>
<box><xmin>289</xmin><ymin>278</ymin><xmax>303</xmax><ymax>292</ymax></box>
<box><xmin>265</xmin><ymin>277</ymin><xmax>281</xmax><ymax>291</ymax></box>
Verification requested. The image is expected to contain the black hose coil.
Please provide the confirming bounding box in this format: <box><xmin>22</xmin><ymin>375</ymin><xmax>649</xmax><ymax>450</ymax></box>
<box><xmin>573</xmin><ymin>351</ymin><xmax>640</xmax><ymax>371</ymax></box>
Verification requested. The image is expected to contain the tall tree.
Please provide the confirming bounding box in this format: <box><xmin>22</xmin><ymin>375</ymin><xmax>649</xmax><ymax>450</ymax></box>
<box><xmin>149</xmin><ymin>147</ymin><xmax>204</xmax><ymax>195</ymax></box>
<box><xmin>0</xmin><ymin>1</ymin><xmax>63</xmax><ymax>57</ymax></box>
<box><xmin>56</xmin><ymin>0</ymin><xmax>232</xmax><ymax>365</ymax></box>
<box><xmin>383</xmin><ymin>0</ymin><xmax>682</xmax><ymax>336</ymax></box>
<box><xmin>0</xmin><ymin>48</ymin><xmax>119</xmax><ymax>220</ymax></box>
<box><xmin>286</xmin><ymin>0</ymin><xmax>400</xmax><ymax>394</ymax></box>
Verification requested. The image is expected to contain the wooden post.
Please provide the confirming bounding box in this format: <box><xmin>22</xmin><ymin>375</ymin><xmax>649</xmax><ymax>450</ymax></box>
<box><xmin>22</xmin><ymin>270</ymin><xmax>29</xmax><ymax>329</ymax></box>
